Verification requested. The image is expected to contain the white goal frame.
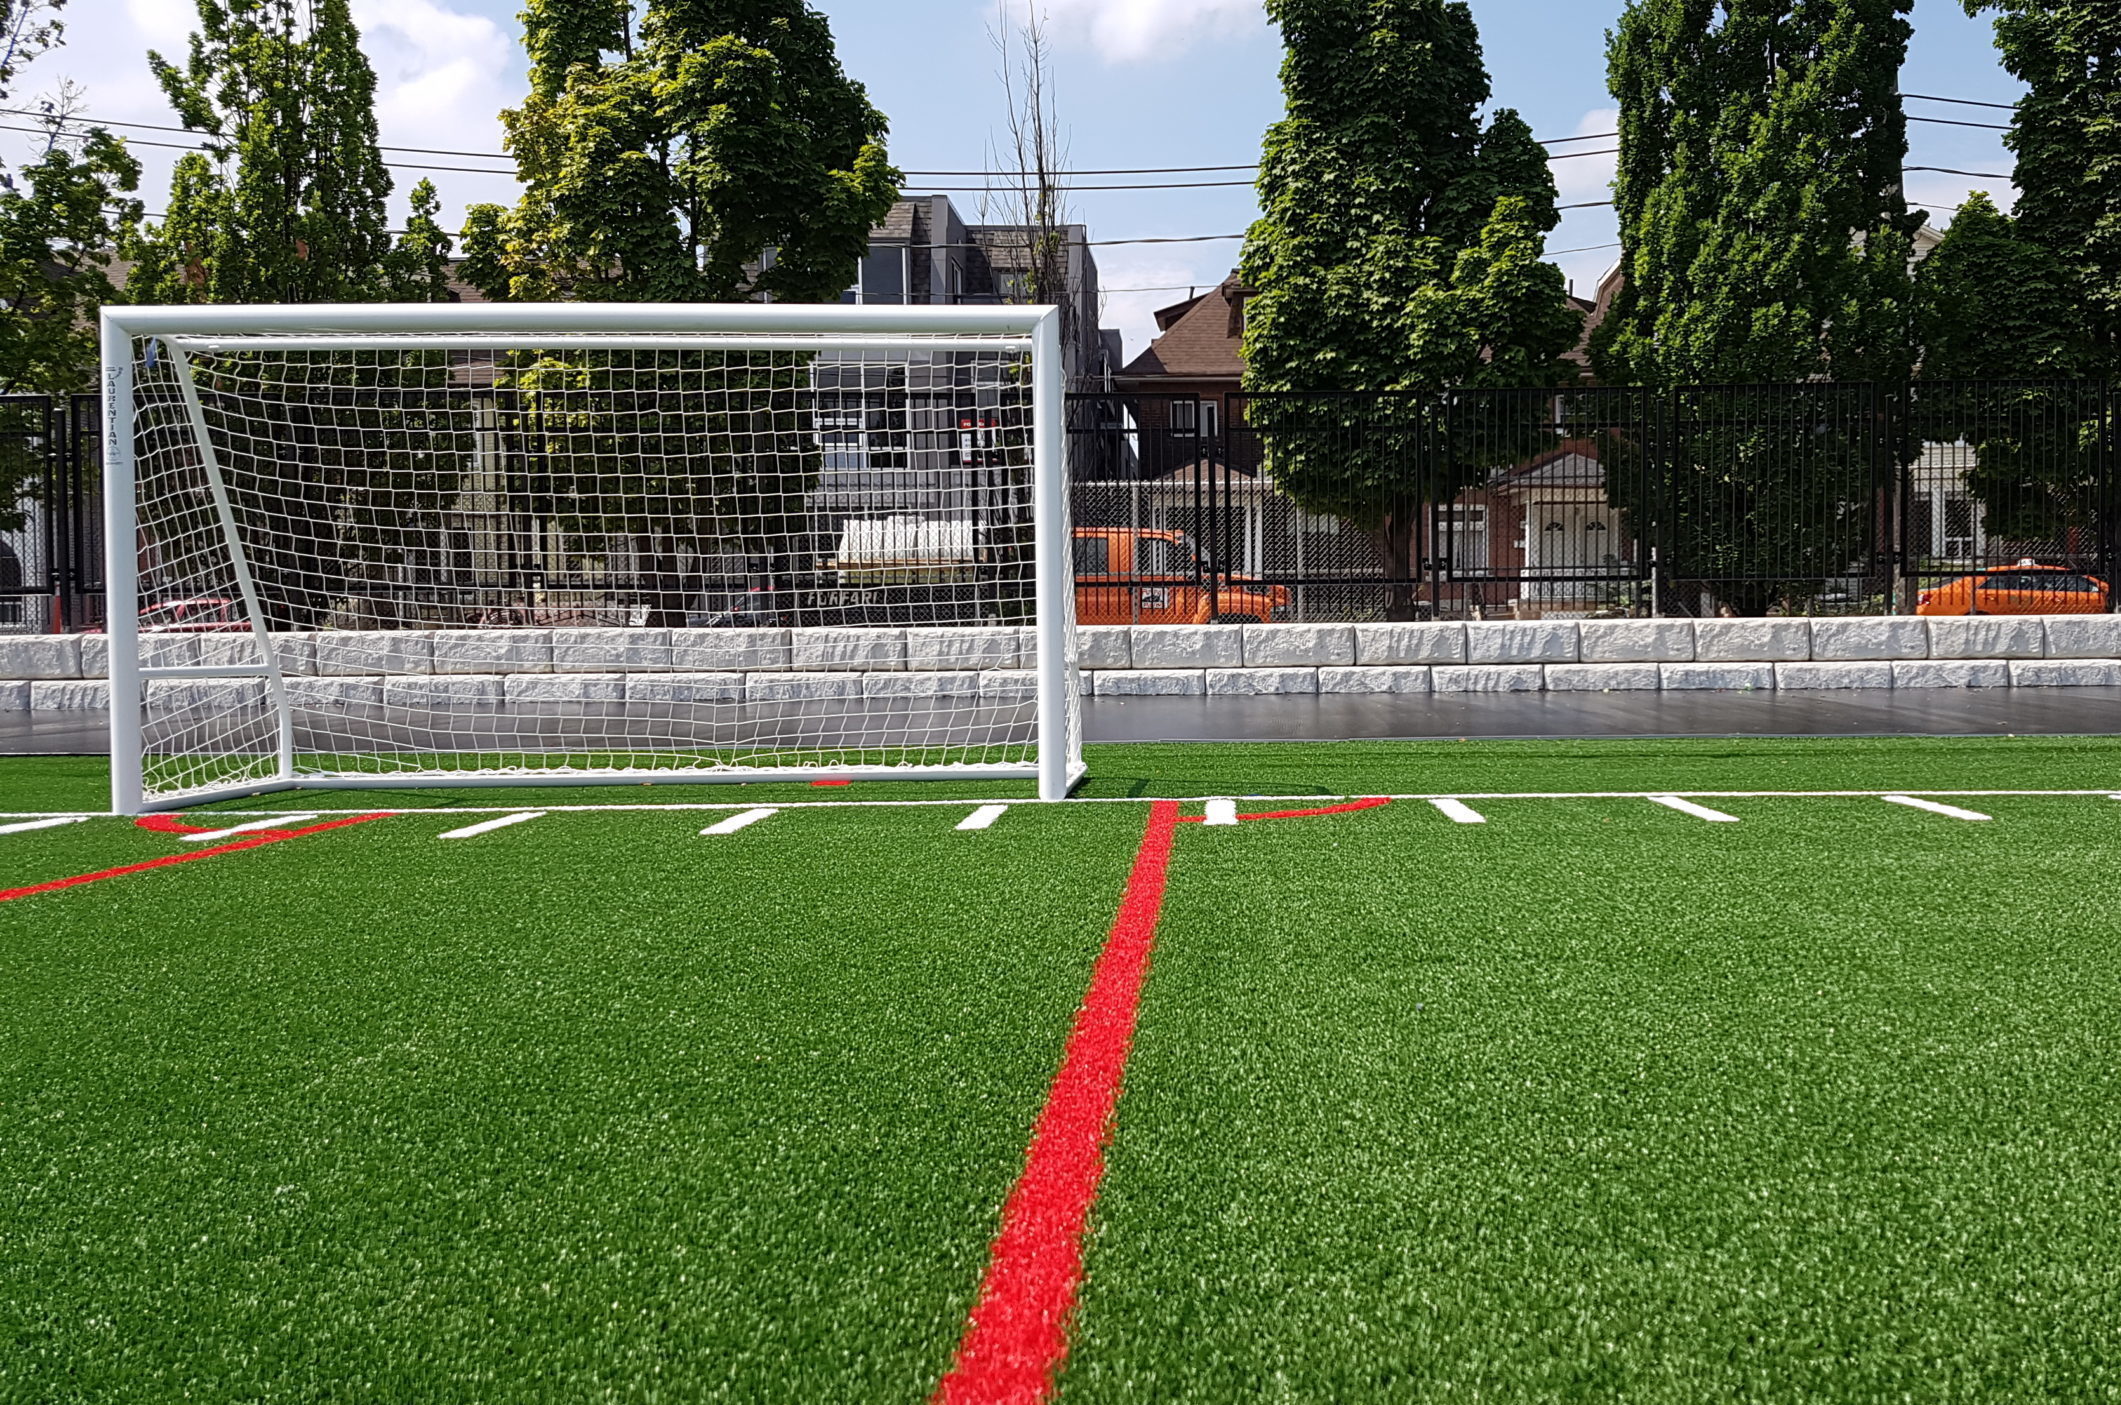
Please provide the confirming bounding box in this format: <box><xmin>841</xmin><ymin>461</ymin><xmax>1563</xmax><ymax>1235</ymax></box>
<box><xmin>101</xmin><ymin>302</ymin><xmax>1079</xmax><ymax>812</ymax></box>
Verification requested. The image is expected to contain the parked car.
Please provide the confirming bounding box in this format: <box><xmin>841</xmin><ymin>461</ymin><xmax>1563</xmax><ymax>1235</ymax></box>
<box><xmin>1074</xmin><ymin>526</ymin><xmax>1288</xmax><ymax>625</ymax></box>
<box><xmin>86</xmin><ymin>597</ymin><xmax>249</xmax><ymax>632</ymax></box>
<box><xmin>1915</xmin><ymin>561</ymin><xmax>2111</xmax><ymax>616</ymax></box>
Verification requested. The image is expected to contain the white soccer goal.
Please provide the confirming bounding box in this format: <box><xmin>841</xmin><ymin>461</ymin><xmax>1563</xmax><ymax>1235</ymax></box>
<box><xmin>100</xmin><ymin>303</ymin><xmax>1081</xmax><ymax>812</ymax></box>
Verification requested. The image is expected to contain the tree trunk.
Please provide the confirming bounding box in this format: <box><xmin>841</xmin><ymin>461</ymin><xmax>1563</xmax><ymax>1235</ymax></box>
<box><xmin>1377</xmin><ymin>505</ymin><xmax>1421</xmax><ymax>621</ymax></box>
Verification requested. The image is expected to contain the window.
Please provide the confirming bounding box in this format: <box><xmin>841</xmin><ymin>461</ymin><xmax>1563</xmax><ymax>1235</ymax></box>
<box><xmin>1167</xmin><ymin>400</ymin><xmax>1220</xmax><ymax>438</ymax></box>
<box><xmin>1293</xmin><ymin>508</ymin><xmax>1342</xmax><ymax>535</ymax></box>
<box><xmin>2047</xmin><ymin>573</ymin><xmax>2102</xmax><ymax>594</ymax></box>
<box><xmin>844</xmin><ymin>246</ymin><xmax>909</xmax><ymax>304</ymax></box>
<box><xmin>1074</xmin><ymin>536</ymin><xmax>1111</xmax><ymax>574</ymax></box>
<box><xmin>1943</xmin><ymin>496</ymin><xmax>1976</xmax><ymax>558</ymax></box>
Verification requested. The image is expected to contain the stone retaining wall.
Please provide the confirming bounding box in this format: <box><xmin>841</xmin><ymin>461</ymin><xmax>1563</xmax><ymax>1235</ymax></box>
<box><xmin>3</xmin><ymin>617</ymin><xmax>2118</xmax><ymax>708</ymax></box>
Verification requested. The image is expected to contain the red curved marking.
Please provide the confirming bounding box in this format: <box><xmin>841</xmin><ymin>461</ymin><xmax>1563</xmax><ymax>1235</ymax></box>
<box><xmin>934</xmin><ymin>800</ymin><xmax>1181</xmax><ymax>1404</ymax></box>
<box><xmin>135</xmin><ymin>814</ymin><xmax>218</xmax><ymax>835</ymax></box>
<box><xmin>1176</xmin><ymin>797</ymin><xmax>1392</xmax><ymax>825</ymax></box>
<box><xmin>3</xmin><ymin>813</ymin><xmax>394</xmax><ymax>904</ymax></box>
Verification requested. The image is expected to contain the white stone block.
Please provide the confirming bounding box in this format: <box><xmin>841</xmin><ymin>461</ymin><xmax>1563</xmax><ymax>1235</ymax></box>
<box><xmin>1205</xmin><ymin>667</ymin><xmax>1320</xmax><ymax>696</ymax></box>
<box><xmin>145</xmin><ymin>677</ymin><xmax>266</xmax><ymax>710</ymax></box>
<box><xmin>1810</xmin><ymin>617</ymin><xmax>1928</xmax><ymax>661</ymax></box>
<box><xmin>746</xmin><ymin>672</ymin><xmax>864</xmax><ymax>701</ymax></box>
<box><xmin>904</xmin><ymin>627</ymin><xmax>1024</xmax><ymax>671</ymax></box>
<box><xmin>1661</xmin><ymin>662</ymin><xmax>1775</xmax><ymax>691</ymax></box>
<box><xmin>1926</xmin><ymin>616</ymin><xmax>2045</xmax><ymax>659</ymax></box>
<box><xmin>1576</xmin><ymin>620</ymin><xmax>1695</xmax><ymax>663</ymax></box>
<box><xmin>1129</xmin><ymin>625</ymin><xmax>1242</xmax><ymax>669</ymax></box>
<box><xmin>1353</xmin><ymin>622</ymin><xmax>1467</xmax><ymax>665</ymax></box>
<box><xmin>1319</xmin><ymin>666</ymin><xmax>1433</xmax><ymax>694</ymax></box>
<box><xmin>79</xmin><ymin>633</ymin><xmax>205</xmax><ymax>677</ymax></box>
<box><xmin>2041</xmin><ymin>615</ymin><xmax>2121</xmax><ymax>659</ymax></box>
<box><xmin>1094</xmin><ymin>668</ymin><xmax>1205</xmax><ymax>696</ymax></box>
<box><xmin>432</xmin><ymin>631</ymin><xmax>553</xmax><ymax>675</ymax></box>
<box><xmin>1078</xmin><ymin>670</ymin><xmax>1097</xmax><ymax>696</ymax></box>
<box><xmin>1432</xmin><ymin>664</ymin><xmax>1545</xmax><ymax>693</ymax></box>
<box><xmin>316</xmin><ymin>632</ymin><xmax>434</xmax><ymax>676</ymax></box>
<box><xmin>30</xmin><ymin>679</ymin><xmax>108</xmax><ymax>709</ymax></box>
<box><xmin>789</xmin><ymin>627</ymin><xmax>905</xmax><ymax>672</ymax></box>
<box><xmin>1545</xmin><ymin>662</ymin><xmax>1661</xmax><ymax>691</ymax></box>
<box><xmin>189</xmin><ymin>633</ymin><xmax>317</xmax><ymax>676</ymax></box>
<box><xmin>0</xmin><ymin>680</ymin><xmax>26</xmax><ymax>710</ymax></box>
<box><xmin>268</xmin><ymin>634</ymin><xmax>318</xmax><ymax>676</ymax></box>
<box><xmin>2010</xmin><ymin>658</ymin><xmax>2121</xmax><ymax>687</ymax></box>
<box><xmin>980</xmin><ymin>669</ymin><xmax>1039</xmax><ymax>701</ymax></box>
<box><xmin>0</xmin><ymin>635</ymin><xmax>82</xmax><ymax>679</ymax></box>
<box><xmin>506</xmin><ymin>672</ymin><xmax>627</xmax><ymax>704</ymax></box>
<box><xmin>1240</xmin><ymin>624</ymin><xmax>1354</xmax><ymax>667</ymax></box>
<box><xmin>625</xmin><ymin>673</ymin><xmax>744</xmax><ymax>704</ymax></box>
<box><xmin>551</xmin><ymin>627</ymin><xmax>672</xmax><ymax>673</ymax></box>
<box><xmin>1891</xmin><ymin>660</ymin><xmax>2010</xmax><ymax>689</ymax></box>
<box><xmin>1078</xmin><ymin>626</ymin><xmax>1132</xmax><ymax>669</ymax></box>
<box><xmin>669</xmin><ymin>628</ymin><xmax>792</xmax><ymax>672</ymax></box>
<box><xmin>864</xmin><ymin>671</ymin><xmax>983</xmax><ymax>697</ymax></box>
<box><xmin>382</xmin><ymin>675</ymin><xmax>504</xmax><ymax>708</ymax></box>
<box><xmin>286</xmin><ymin>676</ymin><xmax>384</xmax><ymax>708</ymax></box>
<box><xmin>1466</xmin><ymin>621</ymin><xmax>1580</xmax><ymax>664</ymax></box>
<box><xmin>1775</xmin><ymin>661</ymin><xmax>1893</xmax><ymax>690</ymax></box>
<box><xmin>1694</xmin><ymin>619</ymin><xmax>1812</xmax><ymax>662</ymax></box>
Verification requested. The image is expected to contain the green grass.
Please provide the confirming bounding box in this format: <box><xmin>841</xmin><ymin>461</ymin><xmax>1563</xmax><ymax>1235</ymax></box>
<box><xmin>5</xmin><ymin>740</ymin><xmax>2121</xmax><ymax>1400</ymax></box>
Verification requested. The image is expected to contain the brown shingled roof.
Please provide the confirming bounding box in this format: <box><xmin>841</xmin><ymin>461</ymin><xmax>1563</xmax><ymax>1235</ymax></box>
<box><xmin>1118</xmin><ymin>273</ymin><xmax>1246</xmax><ymax>381</ymax></box>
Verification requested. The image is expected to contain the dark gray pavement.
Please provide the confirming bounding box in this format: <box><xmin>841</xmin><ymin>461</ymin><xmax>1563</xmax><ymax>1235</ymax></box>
<box><xmin>5</xmin><ymin>689</ymin><xmax>2120</xmax><ymax>756</ymax></box>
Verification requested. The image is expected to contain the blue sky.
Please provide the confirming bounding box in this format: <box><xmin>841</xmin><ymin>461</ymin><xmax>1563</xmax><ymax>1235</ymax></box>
<box><xmin>8</xmin><ymin>0</ymin><xmax>2029</xmax><ymax>357</ymax></box>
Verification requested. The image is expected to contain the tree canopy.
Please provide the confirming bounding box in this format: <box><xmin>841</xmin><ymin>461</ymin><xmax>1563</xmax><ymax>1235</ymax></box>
<box><xmin>460</xmin><ymin>0</ymin><xmax>899</xmax><ymax>303</ymax></box>
<box><xmin>1965</xmin><ymin>0</ymin><xmax>2121</xmax><ymax>372</ymax></box>
<box><xmin>126</xmin><ymin>0</ymin><xmax>451</xmax><ymax>304</ymax></box>
<box><xmin>1237</xmin><ymin>0</ymin><xmax>1581</xmax><ymax>616</ymax></box>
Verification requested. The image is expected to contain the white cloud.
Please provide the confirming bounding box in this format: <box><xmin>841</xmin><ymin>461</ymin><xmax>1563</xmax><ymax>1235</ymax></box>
<box><xmin>1095</xmin><ymin>248</ymin><xmax>1244</xmax><ymax>363</ymax></box>
<box><xmin>1036</xmin><ymin>0</ymin><xmax>1266</xmax><ymax>64</ymax></box>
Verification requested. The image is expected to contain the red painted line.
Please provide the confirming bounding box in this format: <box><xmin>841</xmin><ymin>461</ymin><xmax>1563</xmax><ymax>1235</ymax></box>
<box><xmin>1176</xmin><ymin>796</ymin><xmax>1392</xmax><ymax>824</ymax></box>
<box><xmin>135</xmin><ymin>813</ymin><xmax>217</xmax><ymax>835</ymax></box>
<box><xmin>0</xmin><ymin>813</ymin><xmax>394</xmax><ymax>904</ymax></box>
<box><xmin>811</xmin><ymin>778</ymin><xmax>852</xmax><ymax>787</ymax></box>
<box><xmin>935</xmin><ymin>799</ymin><xmax>1182</xmax><ymax>1405</ymax></box>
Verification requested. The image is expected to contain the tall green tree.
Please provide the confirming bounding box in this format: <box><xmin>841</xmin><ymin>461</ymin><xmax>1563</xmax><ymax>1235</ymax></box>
<box><xmin>0</xmin><ymin>0</ymin><xmax>141</xmax><ymax>543</ymax></box>
<box><xmin>126</xmin><ymin>0</ymin><xmax>451</xmax><ymax>304</ymax></box>
<box><xmin>1239</xmin><ymin>0</ymin><xmax>1581</xmax><ymax>619</ymax></box>
<box><xmin>1596</xmin><ymin>0</ymin><xmax>1922</xmax><ymax>613</ymax></box>
<box><xmin>1967</xmin><ymin>0</ymin><xmax>2121</xmax><ymax>370</ymax></box>
<box><xmin>460</xmin><ymin>0</ymin><xmax>898</xmax><ymax>302</ymax></box>
<box><xmin>1911</xmin><ymin>192</ymin><xmax>2101</xmax><ymax>547</ymax></box>
<box><xmin>462</xmin><ymin>0</ymin><xmax>900</xmax><ymax>625</ymax></box>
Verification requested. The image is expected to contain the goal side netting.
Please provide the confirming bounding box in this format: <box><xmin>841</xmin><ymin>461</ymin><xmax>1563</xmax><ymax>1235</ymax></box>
<box><xmin>100</xmin><ymin>305</ymin><xmax>1081</xmax><ymax>811</ymax></box>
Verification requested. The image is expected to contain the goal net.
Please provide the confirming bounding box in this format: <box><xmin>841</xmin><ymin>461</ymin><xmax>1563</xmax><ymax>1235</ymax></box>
<box><xmin>101</xmin><ymin>304</ymin><xmax>1081</xmax><ymax>811</ymax></box>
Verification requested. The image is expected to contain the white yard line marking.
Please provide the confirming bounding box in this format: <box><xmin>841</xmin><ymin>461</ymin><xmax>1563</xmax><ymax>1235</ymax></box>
<box><xmin>437</xmin><ymin>811</ymin><xmax>547</xmax><ymax>840</ymax></box>
<box><xmin>1430</xmin><ymin>798</ymin><xmax>1486</xmax><ymax>825</ymax></box>
<box><xmin>1647</xmin><ymin>795</ymin><xmax>1742</xmax><ymax>823</ymax></box>
<box><xmin>957</xmin><ymin>804</ymin><xmax>1009</xmax><ymax>832</ymax></box>
<box><xmin>701</xmin><ymin>807</ymin><xmax>778</xmax><ymax>836</ymax></box>
<box><xmin>1203</xmin><ymin>799</ymin><xmax>1239</xmax><ymax>826</ymax></box>
<box><xmin>181</xmin><ymin>814</ymin><xmax>319</xmax><ymax>842</ymax></box>
<box><xmin>0</xmin><ymin>816</ymin><xmax>92</xmax><ymax>835</ymax></box>
<box><xmin>1882</xmin><ymin>795</ymin><xmax>1992</xmax><ymax>822</ymax></box>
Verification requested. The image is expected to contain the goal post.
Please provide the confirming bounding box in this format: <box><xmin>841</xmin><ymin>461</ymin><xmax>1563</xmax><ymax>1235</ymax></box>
<box><xmin>101</xmin><ymin>302</ymin><xmax>1082</xmax><ymax>812</ymax></box>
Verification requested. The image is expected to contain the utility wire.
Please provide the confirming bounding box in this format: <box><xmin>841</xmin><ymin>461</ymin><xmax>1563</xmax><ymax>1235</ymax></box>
<box><xmin>0</xmin><ymin>122</ymin><xmax>515</xmax><ymax>176</ymax></box>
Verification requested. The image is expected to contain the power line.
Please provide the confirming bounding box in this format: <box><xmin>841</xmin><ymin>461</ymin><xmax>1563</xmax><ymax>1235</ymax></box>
<box><xmin>0</xmin><ymin>106</ymin><xmax>512</xmax><ymax>159</ymax></box>
<box><xmin>0</xmin><ymin>122</ymin><xmax>515</xmax><ymax>176</ymax></box>
<box><xmin>1905</xmin><ymin>92</ymin><xmax>2018</xmax><ymax>112</ymax></box>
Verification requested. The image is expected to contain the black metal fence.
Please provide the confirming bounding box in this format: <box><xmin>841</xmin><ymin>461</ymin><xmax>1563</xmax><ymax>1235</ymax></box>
<box><xmin>8</xmin><ymin>379</ymin><xmax>2118</xmax><ymax>632</ymax></box>
<box><xmin>1065</xmin><ymin>381</ymin><xmax>2121</xmax><ymax>621</ymax></box>
<box><xmin>0</xmin><ymin>394</ymin><xmax>102</xmax><ymax>633</ymax></box>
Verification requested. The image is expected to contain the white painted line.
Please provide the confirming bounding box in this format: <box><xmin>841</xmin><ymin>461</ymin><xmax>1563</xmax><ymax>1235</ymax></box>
<box><xmin>1430</xmin><ymin>798</ymin><xmax>1486</xmax><ymax>825</ymax></box>
<box><xmin>1882</xmin><ymin>795</ymin><xmax>1991</xmax><ymax>822</ymax></box>
<box><xmin>701</xmin><ymin>807</ymin><xmax>778</xmax><ymax>836</ymax></box>
<box><xmin>0</xmin><ymin>816</ymin><xmax>92</xmax><ymax>836</ymax></box>
<box><xmin>1203</xmin><ymin>798</ymin><xmax>1239</xmax><ymax>826</ymax></box>
<box><xmin>437</xmin><ymin>811</ymin><xmax>547</xmax><ymax>840</ymax></box>
<box><xmin>181</xmin><ymin>814</ymin><xmax>319</xmax><ymax>842</ymax></box>
<box><xmin>957</xmin><ymin>804</ymin><xmax>1009</xmax><ymax>832</ymax></box>
<box><xmin>1648</xmin><ymin>795</ymin><xmax>1741</xmax><ymax>823</ymax></box>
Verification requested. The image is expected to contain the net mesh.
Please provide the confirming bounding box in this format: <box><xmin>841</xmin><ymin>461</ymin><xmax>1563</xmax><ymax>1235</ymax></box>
<box><xmin>124</xmin><ymin>333</ymin><xmax>1076</xmax><ymax>802</ymax></box>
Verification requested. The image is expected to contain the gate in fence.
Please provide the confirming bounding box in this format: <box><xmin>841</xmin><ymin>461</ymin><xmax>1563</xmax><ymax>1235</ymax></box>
<box><xmin>1066</xmin><ymin>381</ymin><xmax>2121</xmax><ymax>622</ymax></box>
<box><xmin>0</xmin><ymin>394</ymin><xmax>101</xmax><ymax>634</ymax></box>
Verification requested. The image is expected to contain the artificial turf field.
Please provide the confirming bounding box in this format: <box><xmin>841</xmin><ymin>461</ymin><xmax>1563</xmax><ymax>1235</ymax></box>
<box><xmin>5</xmin><ymin>737</ymin><xmax>2121</xmax><ymax>1401</ymax></box>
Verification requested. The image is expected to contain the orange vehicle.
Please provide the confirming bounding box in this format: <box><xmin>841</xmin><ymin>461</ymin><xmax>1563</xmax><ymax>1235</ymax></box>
<box><xmin>1915</xmin><ymin>560</ymin><xmax>2112</xmax><ymax>616</ymax></box>
<box><xmin>1074</xmin><ymin>526</ymin><xmax>1289</xmax><ymax>625</ymax></box>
